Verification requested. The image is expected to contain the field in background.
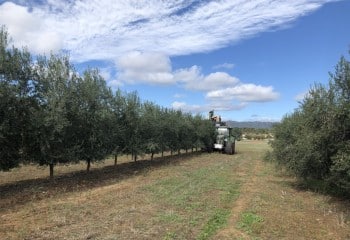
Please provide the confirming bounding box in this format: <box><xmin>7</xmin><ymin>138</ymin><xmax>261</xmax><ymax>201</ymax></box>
<box><xmin>0</xmin><ymin>141</ymin><xmax>349</xmax><ymax>239</ymax></box>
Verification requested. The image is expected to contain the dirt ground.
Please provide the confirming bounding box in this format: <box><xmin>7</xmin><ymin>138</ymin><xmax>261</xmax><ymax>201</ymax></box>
<box><xmin>0</xmin><ymin>141</ymin><xmax>349</xmax><ymax>239</ymax></box>
<box><xmin>216</xmin><ymin>141</ymin><xmax>350</xmax><ymax>239</ymax></box>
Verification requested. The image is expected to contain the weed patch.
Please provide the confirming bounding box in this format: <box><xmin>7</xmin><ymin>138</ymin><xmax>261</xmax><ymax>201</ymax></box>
<box><xmin>237</xmin><ymin>211</ymin><xmax>264</xmax><ymax>234</ymax></box>
<box><xmin>197</xmin><ymin>208</ymin><xmax>230</xmax><ymax>240</ymax></box>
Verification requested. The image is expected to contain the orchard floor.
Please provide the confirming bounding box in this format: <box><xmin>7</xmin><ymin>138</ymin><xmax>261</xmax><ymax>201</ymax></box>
<box><xmin>0</xmin><ymin>141</ymin><xmax>349</xmax><ymax>239</ymax></box>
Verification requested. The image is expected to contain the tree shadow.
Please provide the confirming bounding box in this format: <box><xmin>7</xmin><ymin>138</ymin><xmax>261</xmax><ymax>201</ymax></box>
<box><xmin>0</xmin><ymin>152</ymin><xmax>203</xmax><ymax>212</ymax></box>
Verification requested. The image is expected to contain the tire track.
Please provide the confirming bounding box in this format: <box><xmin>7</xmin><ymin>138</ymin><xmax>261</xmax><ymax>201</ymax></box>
<box><xmin>215</xmin><ymin>158</ymin><xmax>262</xmax><ymax>239</ymax></box>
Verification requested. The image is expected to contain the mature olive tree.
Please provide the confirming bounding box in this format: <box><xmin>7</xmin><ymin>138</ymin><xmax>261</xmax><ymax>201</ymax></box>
<box><xmin>139</xmin><ymin>101</ymin><xmax>162</xmax><ymax>160</ymax></box>
<box><xmin>72</xmin><ymin>69</ymin><xmax>114</xmax><ymax>172</ymax></box>
<box><xmin>34</xmin><ymin>54</ymin><xmax>79</xmax><ymax>178</ymax></box>
<box><xmin>328</xmin><ymin>55</ymin><xmax>350</xmax><ymax>192</ymax></box>
<box><xmin>270</xmin><ymin>53</ymin><xmax>350</xmax><ymax>195</ymax></box>
<box><xmin>110</xmin><ymin>89</ymin><xmax>126</xmax><ymax>165</ymax></box>
<box><xmin>120</xmin><ymin>91</ymin><xmax>143</xmax><ymax>161</ymax></box>
<box><xmin>0</xmin><ymin>26</ymin><xmax>40</xmax><ymax>170</ymax></box>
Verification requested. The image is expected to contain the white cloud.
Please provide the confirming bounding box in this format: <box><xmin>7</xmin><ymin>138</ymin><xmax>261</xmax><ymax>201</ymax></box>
<box><xmin>115</xmin><ymin>52</ymin><xmax>239</xmax><ymax>91</ymax></box>
<box><xmin>0</xmin><ymin>2</ymin><xmax>38</xmax><ymax>35</ymax></box>
<box><xmin>0</xmin><ymin>2</ymin><xmax>63</xmax><ymax>54</ymax></box>
<box><xmin>173</xmin><ymin>67</ymin><xmax>239</xmax><ymax>91</ymax></box>
<box><xmin>172</xmin><ymin>101</ymin><xmax>189</xmax><ymax>109</ymax></box>
<box><xmin>198</xmin><ymin>72</ymin><xmax>239</xmax><ymax>91</ymax></box>
<box><xmin>0</xmin><ymin>0</ymin><xmax>337</xmax><ymax>61</ymax></box>
<box><xmin>174</xmin><ymin>65</ymin><xmax>202</xmax><ymax>85</ymax></box>
<box><xmin>206</xmin><ymin>84</ymin><xmax>280</xmax><ymax>102</ymax></box>
<box><xmin>116</xmin><ymin>51</ymin><xmax>174</xmax><ymax>84</ymax></box>
<box><xmin>99</xmin><ymin>68</ymin><xmax>112</xmax><ymax>82</ymax></box>
<box><xmin>99</xmin><ymin>67</ymin><xmax>124</xmax><ymax>87</ymax></box>
<box><xmin>114</xmin><ymin>51</ymin><xmax>280</xmax><ymax>109</ymax></box>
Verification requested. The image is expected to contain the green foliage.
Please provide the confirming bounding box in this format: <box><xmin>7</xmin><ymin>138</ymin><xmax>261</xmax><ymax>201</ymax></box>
<box><xmin>270</xmin><ymin>53</ymin><xmax>350</xmax><ymax>196</ymax></box>
<box><xmin>34</xmin><ymin>54</ymin><xmax>77</xmax><ymax>168</ymax></box>
<box><xmin>121</xmin><ymin>91</ymin><xmax>142</xmax><ymax>161</ymax></box>
<box><xmin>237</xmin><ymin>211</ymin><xmax>264</xmax><ymax>234</ymax></box>
<box><xmin>0</xmin><ymin>26</ymin><xmax>216</xmax><ymax>176</ymax></box>
<box><xmin>145</xmin><ymin>160</ymin><xmax>239</xmax><ymax>239</ymax></box>
<box><xmin>139</xmin><ymin>101</ymin><xmax>161</xmax><ymax>159</ymax></box>
<box><xmin>197</xmin><ymin>209</ymin><xmax>230</xmax><ymax>240</ymax></box>
<box><xmin>163</xmin><ymin>231</ymin><xmax>178</xmax><ymax>240</ymax></box>
<box><xmin>72</xmin><ymin>68</ymin><xmax>114</xmax><ymax>170</ymax></box>
<box><xmin>329</xmin><ymin>141</ymin><xmax>350</xmax><ymax>192</ymax></box>
<box><xmin>231</xmin><ymin>127</ymin><xmax>243</xmax><ymax>141</ymax></box>
<box><xmin>0</xmin><ymin>25</ymin><xmax>39</xmax><ymax>169</ymax></box>
<box><xmin>197</xmin><ymin>119</ymin><xmax>216</xmax><ymax>151</ymax></box>
<box><xmin>243</xmin><ymin>128</ymin><xmax>272</xmax><ymax>140</ymax></box>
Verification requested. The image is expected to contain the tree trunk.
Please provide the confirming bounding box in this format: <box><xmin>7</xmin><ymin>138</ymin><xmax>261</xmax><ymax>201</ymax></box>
<box><xmin>151</xmin><ymin>152</ymin><xmax>154</xmax><ymax>161</ymax></box>
<box><xmin>178</xmin><ymin>149</ymin><xmax>181</xmax><ymax>155</ymax></box>
<box><xmin>114</xmin><ymin>154</ymin><xmax>118</xmax><ymax>166</ymax></box>
<box><xmin>87</xmin><ymin>159</ymin><xmax>91</xmax><ymax>173</ymax></box>
<box><xmin>134</xmin><ymin>154</ymin><xmax>137</xmax><ymax>162</ymax></box>
<box><xmin>49</xmin><ymin>163</ymin><xmax>54</xmax><ymax>179</ymax></box>
<box><xmin>161</xmin><ymin>151</ymin><xmax>164</xmax><ymax>157</ymax></box>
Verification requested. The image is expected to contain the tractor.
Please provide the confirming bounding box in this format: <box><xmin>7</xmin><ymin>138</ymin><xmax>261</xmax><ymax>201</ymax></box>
<box><xmin>209</xmin><ymin>110</ymin><xmax>236</xmax><ymax>154</ymax></box>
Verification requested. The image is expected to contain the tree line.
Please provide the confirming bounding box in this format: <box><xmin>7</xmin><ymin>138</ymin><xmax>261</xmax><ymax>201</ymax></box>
<box><xmin>268</xmin><ymin>52</ymin><xmax>350</xmax><ymax>196</ymax></box>
<box><xmin>0</xmin><ymin>27</ymin><xmax>216</xmax><ymax>178</ymax></box>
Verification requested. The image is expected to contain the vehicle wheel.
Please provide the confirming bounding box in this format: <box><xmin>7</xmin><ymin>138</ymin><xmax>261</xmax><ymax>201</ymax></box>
<box><xmin>231</xmin><ymin>142</ymin><xmax>235</xmax><ymax>154</ymax></box>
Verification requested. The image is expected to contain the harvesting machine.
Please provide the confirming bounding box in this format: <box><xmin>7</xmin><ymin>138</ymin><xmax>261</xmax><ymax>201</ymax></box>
<box><xmin>209</xmin><ymin>110</ymin><xmax>236</xmax><ymax>154</ymax></box>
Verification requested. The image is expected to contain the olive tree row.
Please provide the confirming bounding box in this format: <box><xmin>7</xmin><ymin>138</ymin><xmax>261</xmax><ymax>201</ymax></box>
<box><xmin>269</xmin><ymin>53</ymin><xmax>350</xmax><ymax>195</ymax></box>
<box><xmin>0</xmin><ymin>27</ymin><xmax>216</xmax><ymax>177</ymax></box>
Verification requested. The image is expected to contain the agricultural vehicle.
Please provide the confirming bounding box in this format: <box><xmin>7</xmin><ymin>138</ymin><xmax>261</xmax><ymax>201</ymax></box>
<box><xmin>209</xmin><ymin>111</ymin><xmax>236</xmax><ymax>154</ymax></box>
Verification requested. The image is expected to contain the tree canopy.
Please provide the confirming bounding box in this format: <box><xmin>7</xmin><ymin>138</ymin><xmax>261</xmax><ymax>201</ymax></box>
<box><xmin>269</xmin><ymin>53</ymin><xmax>350</xmax><ymax>196</ymax></box>
<box><xmin>0</xmin><ymin>26</ymin><xmax>216</xmax><ymax>177</ymax></box>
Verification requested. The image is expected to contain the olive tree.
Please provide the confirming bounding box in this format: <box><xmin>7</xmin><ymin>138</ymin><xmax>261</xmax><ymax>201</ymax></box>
<box><xmin>0</xmin><ymin>26</ymin><xmax>40</xmax><ymax>170</ymax></box>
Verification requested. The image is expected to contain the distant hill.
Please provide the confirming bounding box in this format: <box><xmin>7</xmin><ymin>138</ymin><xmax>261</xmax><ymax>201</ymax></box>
<box><xmin>226</xmin><ymin>121</ymin><xmax>278</xmax><ymax>129</ymax></box>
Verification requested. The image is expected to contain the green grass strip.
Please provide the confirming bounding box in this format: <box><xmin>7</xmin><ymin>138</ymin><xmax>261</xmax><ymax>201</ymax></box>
<box><xmin>197</xmin><ymin>208</ymin><xmax>230</xmax><ymax>240</ymax></box>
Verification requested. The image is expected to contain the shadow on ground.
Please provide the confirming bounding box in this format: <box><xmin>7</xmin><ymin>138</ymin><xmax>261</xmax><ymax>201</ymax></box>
<box><xmin>0</xmin><ymin>152</ymin><xmax>203</xmax><ymax>211</ymax></box>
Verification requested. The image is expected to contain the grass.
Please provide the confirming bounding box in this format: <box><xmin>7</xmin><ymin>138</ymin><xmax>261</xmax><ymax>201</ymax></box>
<box><xmin>143</xmin><ymin>154</ymin><xmax>240</xmax><ymax>239</ymax></box>
<box><xmin>237</xmin><ymin>211</ymin><xmax>264</xmax><ymax>234</ymax></box>
<box><xmin>1</xmin><ymin>140</ymin><xmax>349</xmax><ymax>239</ymax></box>
<box><xmin>198</xmin><ymin>209</ymin><xmax>230</xmax><ymax>240</ymax></box>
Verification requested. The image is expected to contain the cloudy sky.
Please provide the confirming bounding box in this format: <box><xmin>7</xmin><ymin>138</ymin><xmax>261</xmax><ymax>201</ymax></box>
<box><xmin>1</xmin><ymin>0</ymin><xmax>349</xmax><ymax>121</ymax></box>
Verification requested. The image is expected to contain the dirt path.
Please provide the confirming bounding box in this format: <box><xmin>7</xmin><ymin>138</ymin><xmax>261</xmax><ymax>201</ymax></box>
<box><xmin>216</xmin><ymin>141</ymin><xmax>350</xmax><ymax>240</ymax></box>
<box><xmin>215</xmin><ymin>157</ymin><xmax>262</xmax><ymax>239</ymax></box>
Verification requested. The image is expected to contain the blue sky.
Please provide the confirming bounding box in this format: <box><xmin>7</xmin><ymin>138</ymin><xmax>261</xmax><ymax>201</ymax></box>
<box><xmin>1</xmin><ymin>0</ymin><xmax>349</xmax><ymax>121</ymax></box>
